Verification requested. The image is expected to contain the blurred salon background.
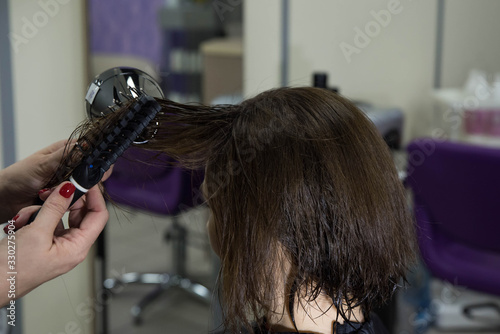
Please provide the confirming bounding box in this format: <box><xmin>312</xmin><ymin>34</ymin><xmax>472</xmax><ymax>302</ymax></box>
<box><xmin>1</xmin><ymin>0</ymin><xmax>500</xmax><ymax>333</ymax></box>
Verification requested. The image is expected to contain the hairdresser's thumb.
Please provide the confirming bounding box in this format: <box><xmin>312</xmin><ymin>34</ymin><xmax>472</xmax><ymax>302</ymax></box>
<box><xmin>33</xmin><ymin>182</ymin><xmax>76</xmax><ymax>233</ymax></box>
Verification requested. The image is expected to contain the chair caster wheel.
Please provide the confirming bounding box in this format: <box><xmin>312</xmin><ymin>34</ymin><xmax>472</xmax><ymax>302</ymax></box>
<box><xmin>103</xmin><ymin>278</ymin><xmax>123</xmax><ymax>293</ymax></box>
<box><xmin>133</xmin><ymin>316</ymin><xmax>143</xmax><ymax>326</ymax></box>
<box><xmin>131</xmin><ymin>305</ymin><xmax>143</xmax><ymax>326</ymax></box>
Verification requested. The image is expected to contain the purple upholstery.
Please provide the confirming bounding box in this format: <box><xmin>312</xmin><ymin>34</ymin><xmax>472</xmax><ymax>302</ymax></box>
<box><xmin>104</xmin><ymin>147</ymin><xmax>203</xmax><ymax>216</ymax></box>
<box><xmin>406</xmin><ymin>138</ymin><xmax>500</xmax><ymax>296</ymax></box>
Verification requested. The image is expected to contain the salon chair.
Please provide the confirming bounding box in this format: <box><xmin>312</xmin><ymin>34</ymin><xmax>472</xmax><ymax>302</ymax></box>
<box><xmin>102</xmin><ymin>147</ymin><xmax>210</xmax><ymax>325</ymax></box>
<box><xmin>406</xmin><ymin>138</ymin><xmax>500</xmax><ymax>330</ymax></box>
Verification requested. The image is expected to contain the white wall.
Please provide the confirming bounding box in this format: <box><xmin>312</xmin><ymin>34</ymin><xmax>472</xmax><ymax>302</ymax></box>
<box><xmin>8</xmin><ymin>0</ymin><xmax>94</xmax><ymax>333</ymax></box>
<box><xmin>9</xmin><ymin>0</ymin><xmax>88</xmax><ymax>159</ymax></box>
<box><xmin>244</xmin><ymin>1</ymin><xmax>500</xmax><ymax>142</ymax></box>
<box><xmin>243</xmin><ymin>0</ymin><xmax>282</xmax><ymax>97</ymax></box>
<box><xmin>300</xmin><ymin>0</ymin><xmax>437</xmax><ymax>141</ymax></box>
<box><xmin>245</xmin><ymin>0</ymin><xmax>437</xmax><ymax>142</ymax></box>
<box><xmin>441</xmin><ymin>0</ymin><xmax>500</xmax><ymax>87</ymax></box>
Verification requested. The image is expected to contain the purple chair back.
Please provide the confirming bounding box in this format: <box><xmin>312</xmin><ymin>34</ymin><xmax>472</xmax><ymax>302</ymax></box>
<box><xmin>104</xmin><ymin>147</ymin><xmax>203</xmax><ymax>216</ymax></box>
<box><xmin>406</xmin><ymin>138</ymin><xmax>500</xmax><ymax>295</ymax></box>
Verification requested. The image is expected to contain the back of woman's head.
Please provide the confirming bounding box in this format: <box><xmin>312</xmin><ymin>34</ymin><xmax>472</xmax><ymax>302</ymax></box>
<box><xmin>50</xmin><ymin>87</ymin><xmax>415</xmax><ymax>332</ymax></box>
<box><xmin>148</xmin><ymin>87</ymin><xmax>415</xmax><ymax>330</ymax></box>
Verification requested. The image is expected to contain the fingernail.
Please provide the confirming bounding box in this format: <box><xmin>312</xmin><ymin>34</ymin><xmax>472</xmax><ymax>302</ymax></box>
<box><xmin>59</xmin><ymin>183</ymin><xmax>76</xmax><ymax>198</ymax></box>
<box><xmin>4</xmin><ymin>215</ymin><xmax>19</xmax><ymax>234</ymax></box>
<box><xmin>38</xmin><ymin>188</ymin><xmax>50</xmax><ymax>195</ymax></box>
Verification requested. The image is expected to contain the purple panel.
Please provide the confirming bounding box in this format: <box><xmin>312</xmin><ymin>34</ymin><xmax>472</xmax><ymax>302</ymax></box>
<box><xmin>89</xmin><ymin>0</ymin><xmax>164</xmax><ymax>65</ymax></box>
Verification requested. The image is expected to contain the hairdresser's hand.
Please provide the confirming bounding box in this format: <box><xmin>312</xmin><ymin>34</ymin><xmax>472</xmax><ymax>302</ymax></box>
<box><xmin>0</xmin><ymin>140</ymin><xmax>69</xmax><ymax>221</ymax></box>
<box><xmin>0</xmin><ymin>181</ymin><xmax>108</xmax><ymax>306</ymax></box>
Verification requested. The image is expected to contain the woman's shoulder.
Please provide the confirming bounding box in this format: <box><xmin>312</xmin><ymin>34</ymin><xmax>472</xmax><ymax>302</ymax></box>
<box><xmin>215</xmin><ymin>313</ymin><xmax>389</xmax><ymax>334</ymax></box>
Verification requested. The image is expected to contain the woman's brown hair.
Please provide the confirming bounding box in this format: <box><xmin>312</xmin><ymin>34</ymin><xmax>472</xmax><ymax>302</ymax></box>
<box><xmin>48</xmin><ymin>87</ymin><xmax>415</xmax><ymax>333</ymax></box>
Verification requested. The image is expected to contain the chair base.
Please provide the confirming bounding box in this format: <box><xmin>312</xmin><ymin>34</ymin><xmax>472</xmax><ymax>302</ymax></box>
<box><xmin>104</xmin><ymin>272</ymin><xmax>211</xmax><ymax>325</ymax></box>
<box><xmin>430</xmin><ymin>283</ymin><xmax>500</xmax><ymax>332</ymax></box>
<box><xmin>434</xmin><ymin>301</ymin><xmax>500</xmax><ymax>331</ymax></box>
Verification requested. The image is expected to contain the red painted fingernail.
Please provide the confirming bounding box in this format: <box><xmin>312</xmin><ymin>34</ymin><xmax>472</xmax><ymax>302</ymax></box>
<box><xmin>4</xmin><ymin>215</ymin><xmax>19</xmax><ymax>234</ymax></box>
<box><xmin>59</xmin><ymin>183</ymin><xmax>76</xmax><ymax>198</ymax></box>
<box><xmin>38</xmin><ymin>188</ymin><xmax>50</xmax><ymax>195</ymax></box>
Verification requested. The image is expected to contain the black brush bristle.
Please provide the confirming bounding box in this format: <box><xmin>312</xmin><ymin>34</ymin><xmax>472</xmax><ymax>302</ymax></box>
<box><xmin>85</xmin><ymin>95</ymin><xmax>159</xmax><ymax>171</ymax></box>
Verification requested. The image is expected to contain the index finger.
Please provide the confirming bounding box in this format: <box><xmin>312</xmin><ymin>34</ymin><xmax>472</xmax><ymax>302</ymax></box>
<box><xmin>33</xmin><ymin>182</ymin><xmax>75</xmax><ymax>237</ymax></box>
<box><xmin>69</xmin><ymin>186</ymin><xmax>108</xmax><ymax>248</ymax></box>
